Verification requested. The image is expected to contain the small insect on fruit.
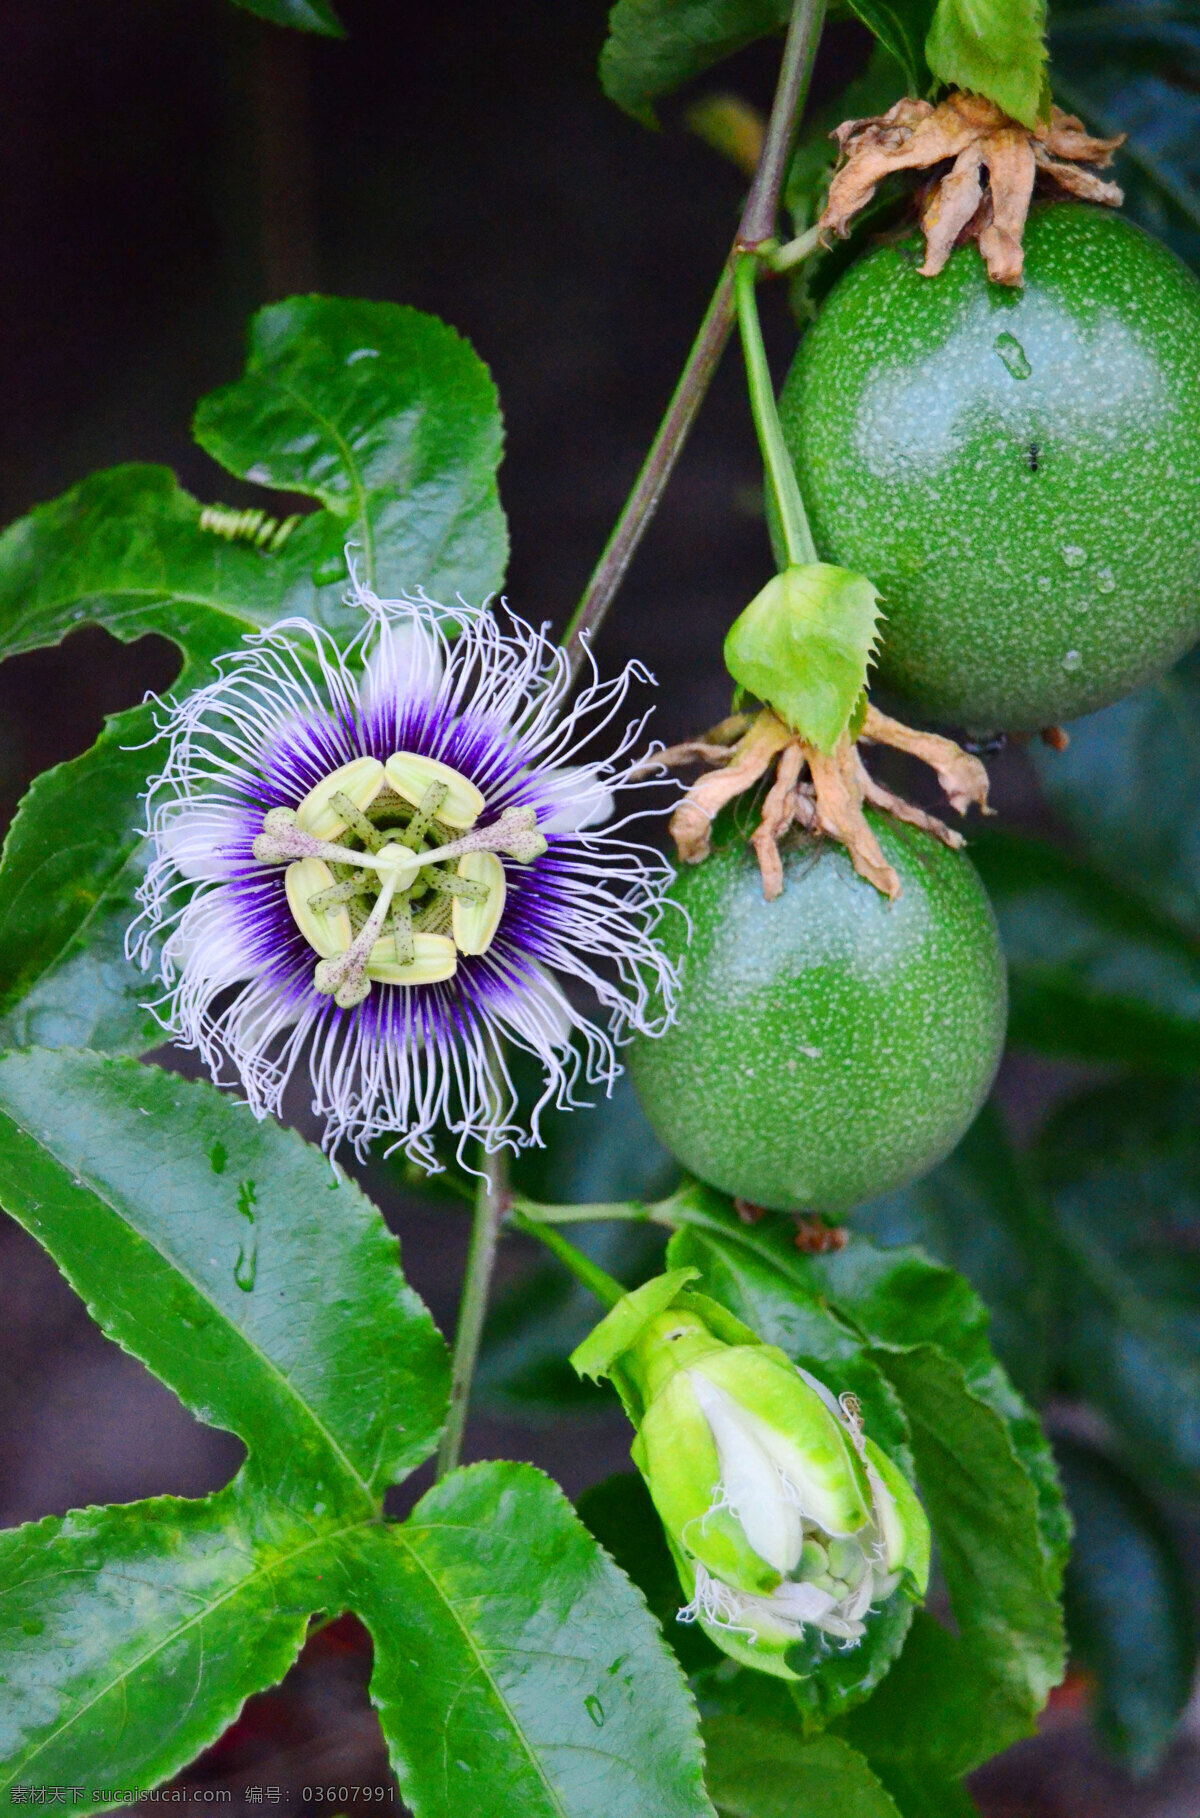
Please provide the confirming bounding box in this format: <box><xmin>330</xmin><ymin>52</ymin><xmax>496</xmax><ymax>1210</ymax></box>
<box><xmin>782</xmin><ymin>204</ymin><xmax>1200</xmax><ymax>733</ymax></box>
<box><xmin>629</xmin><ymin>811</ymin><xmax>1006</xmax><ymax>1216</ymax></box>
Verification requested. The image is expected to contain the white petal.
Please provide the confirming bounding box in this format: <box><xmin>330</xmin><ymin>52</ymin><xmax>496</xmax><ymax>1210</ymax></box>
<box><xmin>166</xmin><ymin>890</ymin><xmax>257</xmax><ymax>990</ymax></box>
<box><xmin>160</xmin><ymin>805</ymin><xmax>248</xmax><ymax>881</ymax></box>
<box><xmin>690</xmin><ymin>1373</ymin><xmax>804</xmax><ymax>1575</ymax></box>
<box><xmin>768</xmin><ymin>1580</ymin><xmax>838</xmax><ymax>1625</ymax></box>
<box><xmin>361</xmin><ymin>615</ymin><xmax>444</xmax><ymax>715</ymax></box>
<box><xmin>493</xmin><ymin>962</ymin><xmax>576</xmax><ymax>1049</ymax></box>
<box><xmin>536</xmin><ymin>765</ymin><xmax>615</xmax><ymax>834</ymax></box>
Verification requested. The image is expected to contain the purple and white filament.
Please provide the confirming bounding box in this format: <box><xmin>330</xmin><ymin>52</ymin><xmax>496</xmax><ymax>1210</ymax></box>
<box><xmin>128</xmin><ymin>579</ymin><xmax>678</xmax><ymax>1165</ymax></box>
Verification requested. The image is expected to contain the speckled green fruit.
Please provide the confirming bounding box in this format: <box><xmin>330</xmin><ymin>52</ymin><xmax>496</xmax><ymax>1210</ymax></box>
<box><xmin>630</xmin><ymin>815</ymin><xmax>1006</xmax><ymax>1215</ymax></box>
<box><xmin>781</xmin><ymin>204</ymin><xmax>1200</xmax><ymax>732</ymax></box>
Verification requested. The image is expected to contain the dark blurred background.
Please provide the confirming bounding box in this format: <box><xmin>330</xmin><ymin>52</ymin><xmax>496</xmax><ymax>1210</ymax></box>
<box><xmin>0</xmin><ymin>2</ymin><xmax>1196</xmax><ymax>1811</ymax></box>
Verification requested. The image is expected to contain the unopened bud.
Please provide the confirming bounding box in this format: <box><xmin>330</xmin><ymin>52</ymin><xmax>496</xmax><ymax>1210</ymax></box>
<box><xmin>571</xmin><ymin>1269</ymin><xmax>929</xmax><ymax>1677</ymax></box>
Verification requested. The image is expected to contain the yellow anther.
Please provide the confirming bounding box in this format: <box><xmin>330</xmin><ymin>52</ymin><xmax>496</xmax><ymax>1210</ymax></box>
<box><xmin>295</xmin><ymin>757</ymin><xmax>386</xmax><ymax>840</ymax></box>
<box><xmin>452</xmin><ymin>851</ymin><xmax>506</xmax><ymax>956</ymax></box>
<box><xmin>385</xmin><ymin>752</ymin><xmax>485</xmax><ymax>829</ymax></box>
<box><xmin>365</xmin><ymin>932</ymin><xmax>458</xmax><ymax>985</ymax></box>
<box><xmin>285</xmin><ymin>859</ymin><xmax>352</xmax><ymax>959</ymax></box>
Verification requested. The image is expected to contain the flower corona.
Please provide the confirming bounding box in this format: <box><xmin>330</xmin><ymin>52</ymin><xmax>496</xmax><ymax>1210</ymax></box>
<box><xmin>129</xmin><ymin>576</ymin><xmax>677</xmax><ymax>1164</ymax></box>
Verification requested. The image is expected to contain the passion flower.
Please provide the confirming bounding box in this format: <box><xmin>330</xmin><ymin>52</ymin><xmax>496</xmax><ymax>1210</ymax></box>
<box><xmin>572</xmin><ymin>1269</ymin><xmax>930</xmax><ymax>1677</ymax></box>
<box><xmin>129</xmin><ymin>579</ymin><xmax>676</xmax><ymax>1164</ymax></box>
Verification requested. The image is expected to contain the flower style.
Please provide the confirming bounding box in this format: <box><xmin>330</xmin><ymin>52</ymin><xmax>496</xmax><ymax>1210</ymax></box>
<box><xmin>572</xmin><ymin>1270</ymin><xmax>930</xmax><ymax>1678</ymax></box>
<box><xmin>129</xmin><ymin>577</ymin><xmax>677</xmax><ymax>1164</ymax></box>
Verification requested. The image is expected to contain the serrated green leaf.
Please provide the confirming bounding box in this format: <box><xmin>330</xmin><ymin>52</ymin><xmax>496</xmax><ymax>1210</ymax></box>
<box><xmin>599</xmin><ymin>0</ymin><xmax>930</xmax><ymax>126</ymax></box>
<box><xmin>926</xmin><ymin>0</ymin><xmax>1050</xmax><ymax>126</ymax></box>
<box><xmin>703</xmin><ymin>1716</ymin><xmax>903</xmax><ymax>1817</ymax></box>
<box><xmin>0</xmin><ymin>300</ymin><xmax>507</xmax><ymax>1056</ymax></box>
<box><xmin>868</xmin><ymin>1344</ymin><xmax>1065</xmax><ymax>1718</ymax></box>
<box><xmin>194</xmin><ymin>296</ymin><xmax>507</xmax><ymax>600</ymax></box>
<box><xmin>0</xmin><ymin>1049</ymin><xmax>448</xmax><ymax>1511</ymax></box>
<box><xmin>837</xmin><ymin>1610</ymin><xmax>1020</xmax><ymax>1781</ymax></box>
<box><xmin>968</xmin><ymin>826</ymin><xmax>1200</xmax><ymax>1071</ymax></box>
<box><xmin>577</xmin><ymin>1472</ymin><xmax>721</xmax><ymax>1676</ymax></box>
<box><xmin>724</xmin><ymin>563</ymin><xmax>881</xmax><ymax>752</ymax></box>
<box><xmin>0</xmin><ymin>705</ymin><xmax>161</xmax><ymax>1056</ymax></box>
<box><xmin>353</xmin><ymin>1461</ymin><xmax>716</xmax><ymax>1818</ymax></box>
<box><xmin>0</xmin><ymin>463</ymin><xmax>348</xmax><ymax>668</ymax></box>
<box><xmin>0</xmin><ymin>1476</ymin><xmax>345</xmax><ymax>1794</ymax></box>
<box><xmin>854</xmin><ymin>1102</ymin><xmax>1053</xmax><ymax>1402</ymax></box>
<box><xmin>227</xmin><ymin>0</ymin><xmax>344</xmax><ymax>33</ymax></box>
<box><xmin>600</xmin><ymin>0</ymin><xmax>790</xmax><ymax>127</ymax></box>
<box><xmin>1058</xmin><ymin>1439</ymin><xmax>1197</xmax><ymax>1774</ymax></box>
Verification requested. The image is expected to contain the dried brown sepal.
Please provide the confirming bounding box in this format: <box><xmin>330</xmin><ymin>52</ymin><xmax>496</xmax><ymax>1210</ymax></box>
<box><xmin>821</xmin><ymin>92</ymin><xmax>1124</xmax><ymax>286</ymax></box>
<box><xmin>662</xmin><ymin>701</ymin><xmax>988</xmax><ymax>900</ymax></box>
<box><xmin>735</xmin><ymin>1197</ymin><xmax>767</xmax><ymax>1226</ymax></box>
<box><xmin>751</xmin><ymin>741</ymin><xmax>806</xmax><ymax>902</ymax></box>
<box><xmin>807</xmin><ymin>737</ymin><xmax>901</xmax><ymax>900</ymax></box>
<box><xmin>668</xmin><ymin>711</ymin><xmax>792</xmax><ymax>864</ymax></box>
<box><xmin>860</xmin><ymin>704</ymin><xmax>991</xmax><ymax>816</ymax></box>
<box><xmin>792</xmin><ymin>1214</ymin><xmax>847</xmax><ymax>1254</ymax></box>
<box><xmin>634</xmin><ymin>712</ymin><xmax>753</xmax><ymax>779</ymax></box>
<box><xmin>853</xmin><ymin>749</ymin><xmax>964</xmax><ymax>850</ymax></box>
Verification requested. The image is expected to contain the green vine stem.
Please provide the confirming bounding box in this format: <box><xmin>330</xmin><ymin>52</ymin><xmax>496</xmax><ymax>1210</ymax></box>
<box><xmin>435</xmin><ymin>1142</ymin><xmax>509</xmax><ymax>1479</ymax></box>
<box><xmin>734</xmin><ymin>250</ymin><xmax>818</xmax><ymax>567</ymax></box>
<box><xmin>508</xmin><ymin>1204</ymin><xmax>627</xmax><ymax>1309</ymax></box>
<box><xmin>440</xmin><ymin>0</ymin><xmax>830</xmax><ymax>1458</ymax></box>
<box><xmin>561</xmin><ymin>0</ymin><xmax>828</xmax><ymax>679</ymax></box>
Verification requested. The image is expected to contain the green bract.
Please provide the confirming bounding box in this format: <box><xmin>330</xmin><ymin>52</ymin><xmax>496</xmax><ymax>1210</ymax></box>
<box><xmin>630</xmin><ymin>813</ymin><xmax>1006</xmax><ymax>1214</ymax></box>
<box><xmin>926</xmin><ymin>0</ymin><xmax>1050</xmax><ymax>129</ymax></box>
<box><xmin>723</xmin><ymin>563</ymin><xmax>881</xmax><ymax>753</ymax></box>
<box><xmin>782</xmin><ymin>204</ymin><xmax>1200</xmax><ymax>733</ymax></box>
<box><xmin>571</xmin><ymin>1271</ymin><xmax>930</xmax><ymax>1679</ymax></box>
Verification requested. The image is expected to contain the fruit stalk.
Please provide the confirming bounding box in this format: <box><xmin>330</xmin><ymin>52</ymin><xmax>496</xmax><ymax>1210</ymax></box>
<box><xmin>561</xmin><ymin>0</ymin><xmax>827</xmax><ymax>680</ymax></box>
<box><xmin>733</xmin><ymin>252</ymin><xmax>817</xmax><ymax>567</ymax></box>
<box><xmin>509</xmin><ymin>1205</ymin><xmax>628</xmax><ymax>1307</ymax></box>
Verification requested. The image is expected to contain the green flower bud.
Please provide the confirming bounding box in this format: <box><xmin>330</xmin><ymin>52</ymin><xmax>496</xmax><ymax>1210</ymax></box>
<box><xmin>570</xmin><ymin>1268</ymin><xmax>930</xmax><ymax>1678</ymax></box>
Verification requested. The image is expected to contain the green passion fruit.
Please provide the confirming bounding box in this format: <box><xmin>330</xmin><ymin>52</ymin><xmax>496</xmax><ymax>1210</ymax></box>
<box><xmin>781</xmin><ymin>204</ymin><xmax>1200</xmax><ymax>732</ymax></box>
<box><xmin>630</xmin><ymin>813</ymin><xmax>1006</xmax><ymax>1215</ymax></box>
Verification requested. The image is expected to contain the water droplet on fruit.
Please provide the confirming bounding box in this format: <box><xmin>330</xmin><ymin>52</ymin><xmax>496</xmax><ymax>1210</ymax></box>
<box><xmin>584</xmin><ymin>1696</ymin><xmax>605</xmax><ymax>1728</ymax></box>
<box><xmin>1062</xmin><ymin>650</ymin><xmax>1082</xmax><ymax>672</ymax></box>
<box><xmin>993</xmin><ymin>332</ymin><xmax>1032</xmax><ymax>380</ymax></box>
<box><xmin>1095</xmin><ymin>565</ymin><xmax>1116</xmax><ymax>594</ymax></box>
<box><xmin>1061</xmin><ymin>545</ymin><xmax>1087</xmax><ymax>569</ymax></box>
